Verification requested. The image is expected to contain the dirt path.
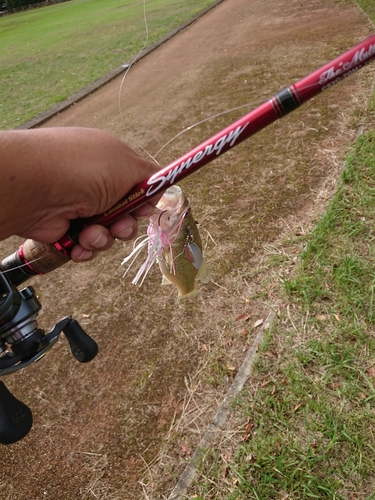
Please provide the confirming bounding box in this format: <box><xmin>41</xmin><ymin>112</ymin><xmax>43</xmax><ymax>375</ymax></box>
<box><xmin>0</xmin><ymin>0</ymin><xmax>373</xmax><ymax>498</ymax></box>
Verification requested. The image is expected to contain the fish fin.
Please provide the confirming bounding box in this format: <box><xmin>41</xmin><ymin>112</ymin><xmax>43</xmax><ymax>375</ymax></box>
<box><xmin>161</xmin><ymin>275</ymin><xmax>172</xmax><ymax>286</ymax></box>
<box><xmin>197</xmin><ymin>260</ymin><xmax>210</xmax><ymax>284</ymax></box>
<box><xmin>177</xmin><ymin>288</ymin><xmax>200</xmax><ymax>303</ymax></box>
<box><xmin>158</xmin><ymin>259</ymin><xmax>174</xmax><ymax>286</ymax></box>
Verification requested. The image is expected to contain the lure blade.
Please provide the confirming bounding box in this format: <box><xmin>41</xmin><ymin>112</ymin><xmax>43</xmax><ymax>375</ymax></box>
<box><xmin>185</xmin><ymin>242</ymin><xmax>203</xmax><ymax>269</ymax></box>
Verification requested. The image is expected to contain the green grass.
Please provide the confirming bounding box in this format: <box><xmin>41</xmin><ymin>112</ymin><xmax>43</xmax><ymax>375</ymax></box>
<box><xmin>356</xmin><ymin>0</ymin><xmax>375</xmax><ymax>19</ymax></box>
<box><xmin>287</xmin><ymin>134</ymin><xmax>375</xmax><ymax>321</ymax></box>
<box><xmin>0</xmin><ymin>0</ymin><xmax>215</xmax><ymax>129</ymax></box>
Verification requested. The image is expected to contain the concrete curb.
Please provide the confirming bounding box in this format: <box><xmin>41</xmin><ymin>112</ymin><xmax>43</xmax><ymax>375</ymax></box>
<box><xmin>16</xmin><ymin>0</ymin><xmax>226</xmax><ymax>130</ymax></box>
<box><xmin>168</xmin><ymin>307</ymin><xmax>277</xmax><ymax>499</ymax></box>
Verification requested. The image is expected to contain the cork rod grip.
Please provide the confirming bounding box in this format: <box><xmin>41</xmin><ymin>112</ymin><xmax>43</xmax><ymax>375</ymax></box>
<box><xmin>22</xmin><ymin>239</ymin><xmax>71</xmax><ymax>274</ymax></box>
<box><xmin>0</xmin><ymin>239</ymin><xmax>71</xmax><ymax>287</ymax></box>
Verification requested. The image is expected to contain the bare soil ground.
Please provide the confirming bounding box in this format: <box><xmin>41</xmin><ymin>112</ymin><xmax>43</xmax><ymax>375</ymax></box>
<box><xmin>0</xmin><ymin>0</ymin><xmax>374</xmax><ymax>498</ymax></box>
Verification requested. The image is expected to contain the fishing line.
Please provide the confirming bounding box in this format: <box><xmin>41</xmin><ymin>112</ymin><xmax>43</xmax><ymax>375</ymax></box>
<box><xmin>0</xmin><ymin>255</ymin><xmax>44</xmax><ymax>276</ymax></box>
<box><xmin>116</xmin><ymin>0</ymin><xmax>164</xmax><ymax>168</ymax></box>
<box><xmin>154</xmin><ymin>102</ymin><xmax>263</xmax><ymax>158</ymax></box>
<box><xmin>151</xmin><ymin>74</ymin><xmax>358</xmax><ymax>161</ymax></box>
<box><xmin>118</xmin><ymin>0</ymin><xmax>149</xmax><ymax>123</ymax></box>
<box><xmin>116</xmin><ymin>1</ymin><xmax>361</xmax><ymax>164</ymax></box>
<box><xmin>131</xmin><ymin>6</ymin><xmax>363</xmax><ymax>160</ymax></box>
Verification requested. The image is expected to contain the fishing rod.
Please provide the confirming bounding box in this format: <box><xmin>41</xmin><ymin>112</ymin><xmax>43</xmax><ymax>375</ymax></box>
<box><xmin>0</xmin><ymin>33</ymin><xmax>374</xmax><ymax>444</ymax></box>
<box><xmin>3</xmin><ymin>33</ymin><xmax>375</xmax><ymax>286</ymax></box>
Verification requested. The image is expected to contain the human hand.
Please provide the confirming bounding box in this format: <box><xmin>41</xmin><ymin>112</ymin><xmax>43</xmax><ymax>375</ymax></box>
<box><xmin>0</xmin><ymin>127</ymin><xmax>160</xmax><ymax>262</ymax></box>
<box><xmin>70</xmin><ymin>202</ymin><xmax>156</xmax><ymax>263</ymax></box>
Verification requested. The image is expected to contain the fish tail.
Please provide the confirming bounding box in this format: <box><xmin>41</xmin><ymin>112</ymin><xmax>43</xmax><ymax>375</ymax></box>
<box><xmin>177</xmin><ymin>289</ymin><xmax>200</xmax><ymax>303</ymax></box>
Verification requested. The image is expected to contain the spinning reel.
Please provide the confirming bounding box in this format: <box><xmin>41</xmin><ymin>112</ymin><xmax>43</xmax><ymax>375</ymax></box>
<box><xmin>0</xmin><ymin>268</ymin><xmax>98</xmax><ymax>444</ymax></box>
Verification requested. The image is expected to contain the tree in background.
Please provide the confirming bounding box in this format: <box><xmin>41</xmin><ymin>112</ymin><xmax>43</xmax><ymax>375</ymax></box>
<box><xmin>5</xmin><ymin>0</ymin><xmax>41</xmax><ymax>7</ymax></box>
<box><xmin>2</xmin><ymin>0</ymin><xmax>68</xmax><ymax>11</ymax></box>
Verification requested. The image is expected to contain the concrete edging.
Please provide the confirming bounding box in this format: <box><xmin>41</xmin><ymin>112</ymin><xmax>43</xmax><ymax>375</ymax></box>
<box><xmin>168</xmin><ymin>307</ymin><xmax>277</xmax><ymax>499</ymax></box>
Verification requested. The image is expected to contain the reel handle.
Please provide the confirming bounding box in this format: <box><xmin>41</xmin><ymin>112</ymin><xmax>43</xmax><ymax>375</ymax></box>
<box><xmin>63</xmin><ymin>319</ymin><xmax>98</xmax><ymax>363</ymax></box>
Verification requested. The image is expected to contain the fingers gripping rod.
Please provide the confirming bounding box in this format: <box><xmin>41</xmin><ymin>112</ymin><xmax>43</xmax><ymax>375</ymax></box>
<box><xmin>2</xmin><ymin>33</ymin><xmax>375</xmax><ymax>286</ymax></box>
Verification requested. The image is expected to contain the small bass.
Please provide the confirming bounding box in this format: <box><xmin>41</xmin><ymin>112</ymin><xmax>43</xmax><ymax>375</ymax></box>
<box><xmin>122</xmin><ymin>185</ymin><xmax>209</xmax><ymax>302</ymax></box>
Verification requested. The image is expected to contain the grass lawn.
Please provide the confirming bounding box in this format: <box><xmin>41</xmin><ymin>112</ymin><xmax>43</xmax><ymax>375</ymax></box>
<box><xmin>0</xmin><ymin>0</ymin><xmax>215</xmax><ymax>129</ymax></box>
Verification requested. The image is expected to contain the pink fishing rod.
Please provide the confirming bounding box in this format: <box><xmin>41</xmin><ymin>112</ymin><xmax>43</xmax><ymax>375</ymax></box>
<box><xmin>3</xmin><ymin>33</ymin><xmax>375</xmax><ymax>285</ymax></box>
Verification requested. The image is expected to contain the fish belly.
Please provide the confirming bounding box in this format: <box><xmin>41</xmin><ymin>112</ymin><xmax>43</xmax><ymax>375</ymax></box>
<box><xmin>158</xmin><ymin>254</ymin><xmax>199</xmax><ymax>301</ymax></box>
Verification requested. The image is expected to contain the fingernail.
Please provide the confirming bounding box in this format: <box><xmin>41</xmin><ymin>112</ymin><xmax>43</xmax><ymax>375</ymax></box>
<box><xmin>75</xmin><ymin>249</ymin><xmax>94</xmax><ymax>261</ymax></box>
<box><xmin>134</xmin><ymin>203</ymin><xmax>159</xmax><ymax>219</ymax></box>
<box><xmin>134</xmin><ymin>215</ymin><xmax>149</xmax><ymax>223</ymax></box>
<box><xmin>90</xmin><ymin>231</ymin><xmax>109</xmax><ymax>249</ymax></box>
<box><xmin>114</xmin><ymin>225</ymin><xmax>134</xmax><ymax>240</ymax></box>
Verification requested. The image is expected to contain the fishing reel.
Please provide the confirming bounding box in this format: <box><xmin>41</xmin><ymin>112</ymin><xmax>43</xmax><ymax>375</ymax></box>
<box><xmin>0</xmin><ymin>269</ymin><xmax>98</xmax><ymax>444</ymax></box>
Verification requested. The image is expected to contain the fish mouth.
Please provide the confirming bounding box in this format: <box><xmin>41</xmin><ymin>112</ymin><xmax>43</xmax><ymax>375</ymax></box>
<box><xmin>156</xmin><ymin>185</ymin><xmax>185</xmax><ymax>212</ymax></box>
<box><xmin>153</xmin><ymin>185</ymin><xmax>188</xmax><ymax>230</ymax></box>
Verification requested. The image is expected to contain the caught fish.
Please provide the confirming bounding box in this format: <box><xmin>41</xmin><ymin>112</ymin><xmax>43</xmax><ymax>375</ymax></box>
<box><xmin>122</xmin><ymin>185</ymin><xmax>209</xmax><ymax>302</ymax></box>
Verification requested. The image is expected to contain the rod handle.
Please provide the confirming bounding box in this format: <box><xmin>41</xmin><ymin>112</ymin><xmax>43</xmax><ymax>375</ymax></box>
<box><xmin>1</xmin><ymin>239</ymin><xmax>70</xmax><ymax>286</ymax></box>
